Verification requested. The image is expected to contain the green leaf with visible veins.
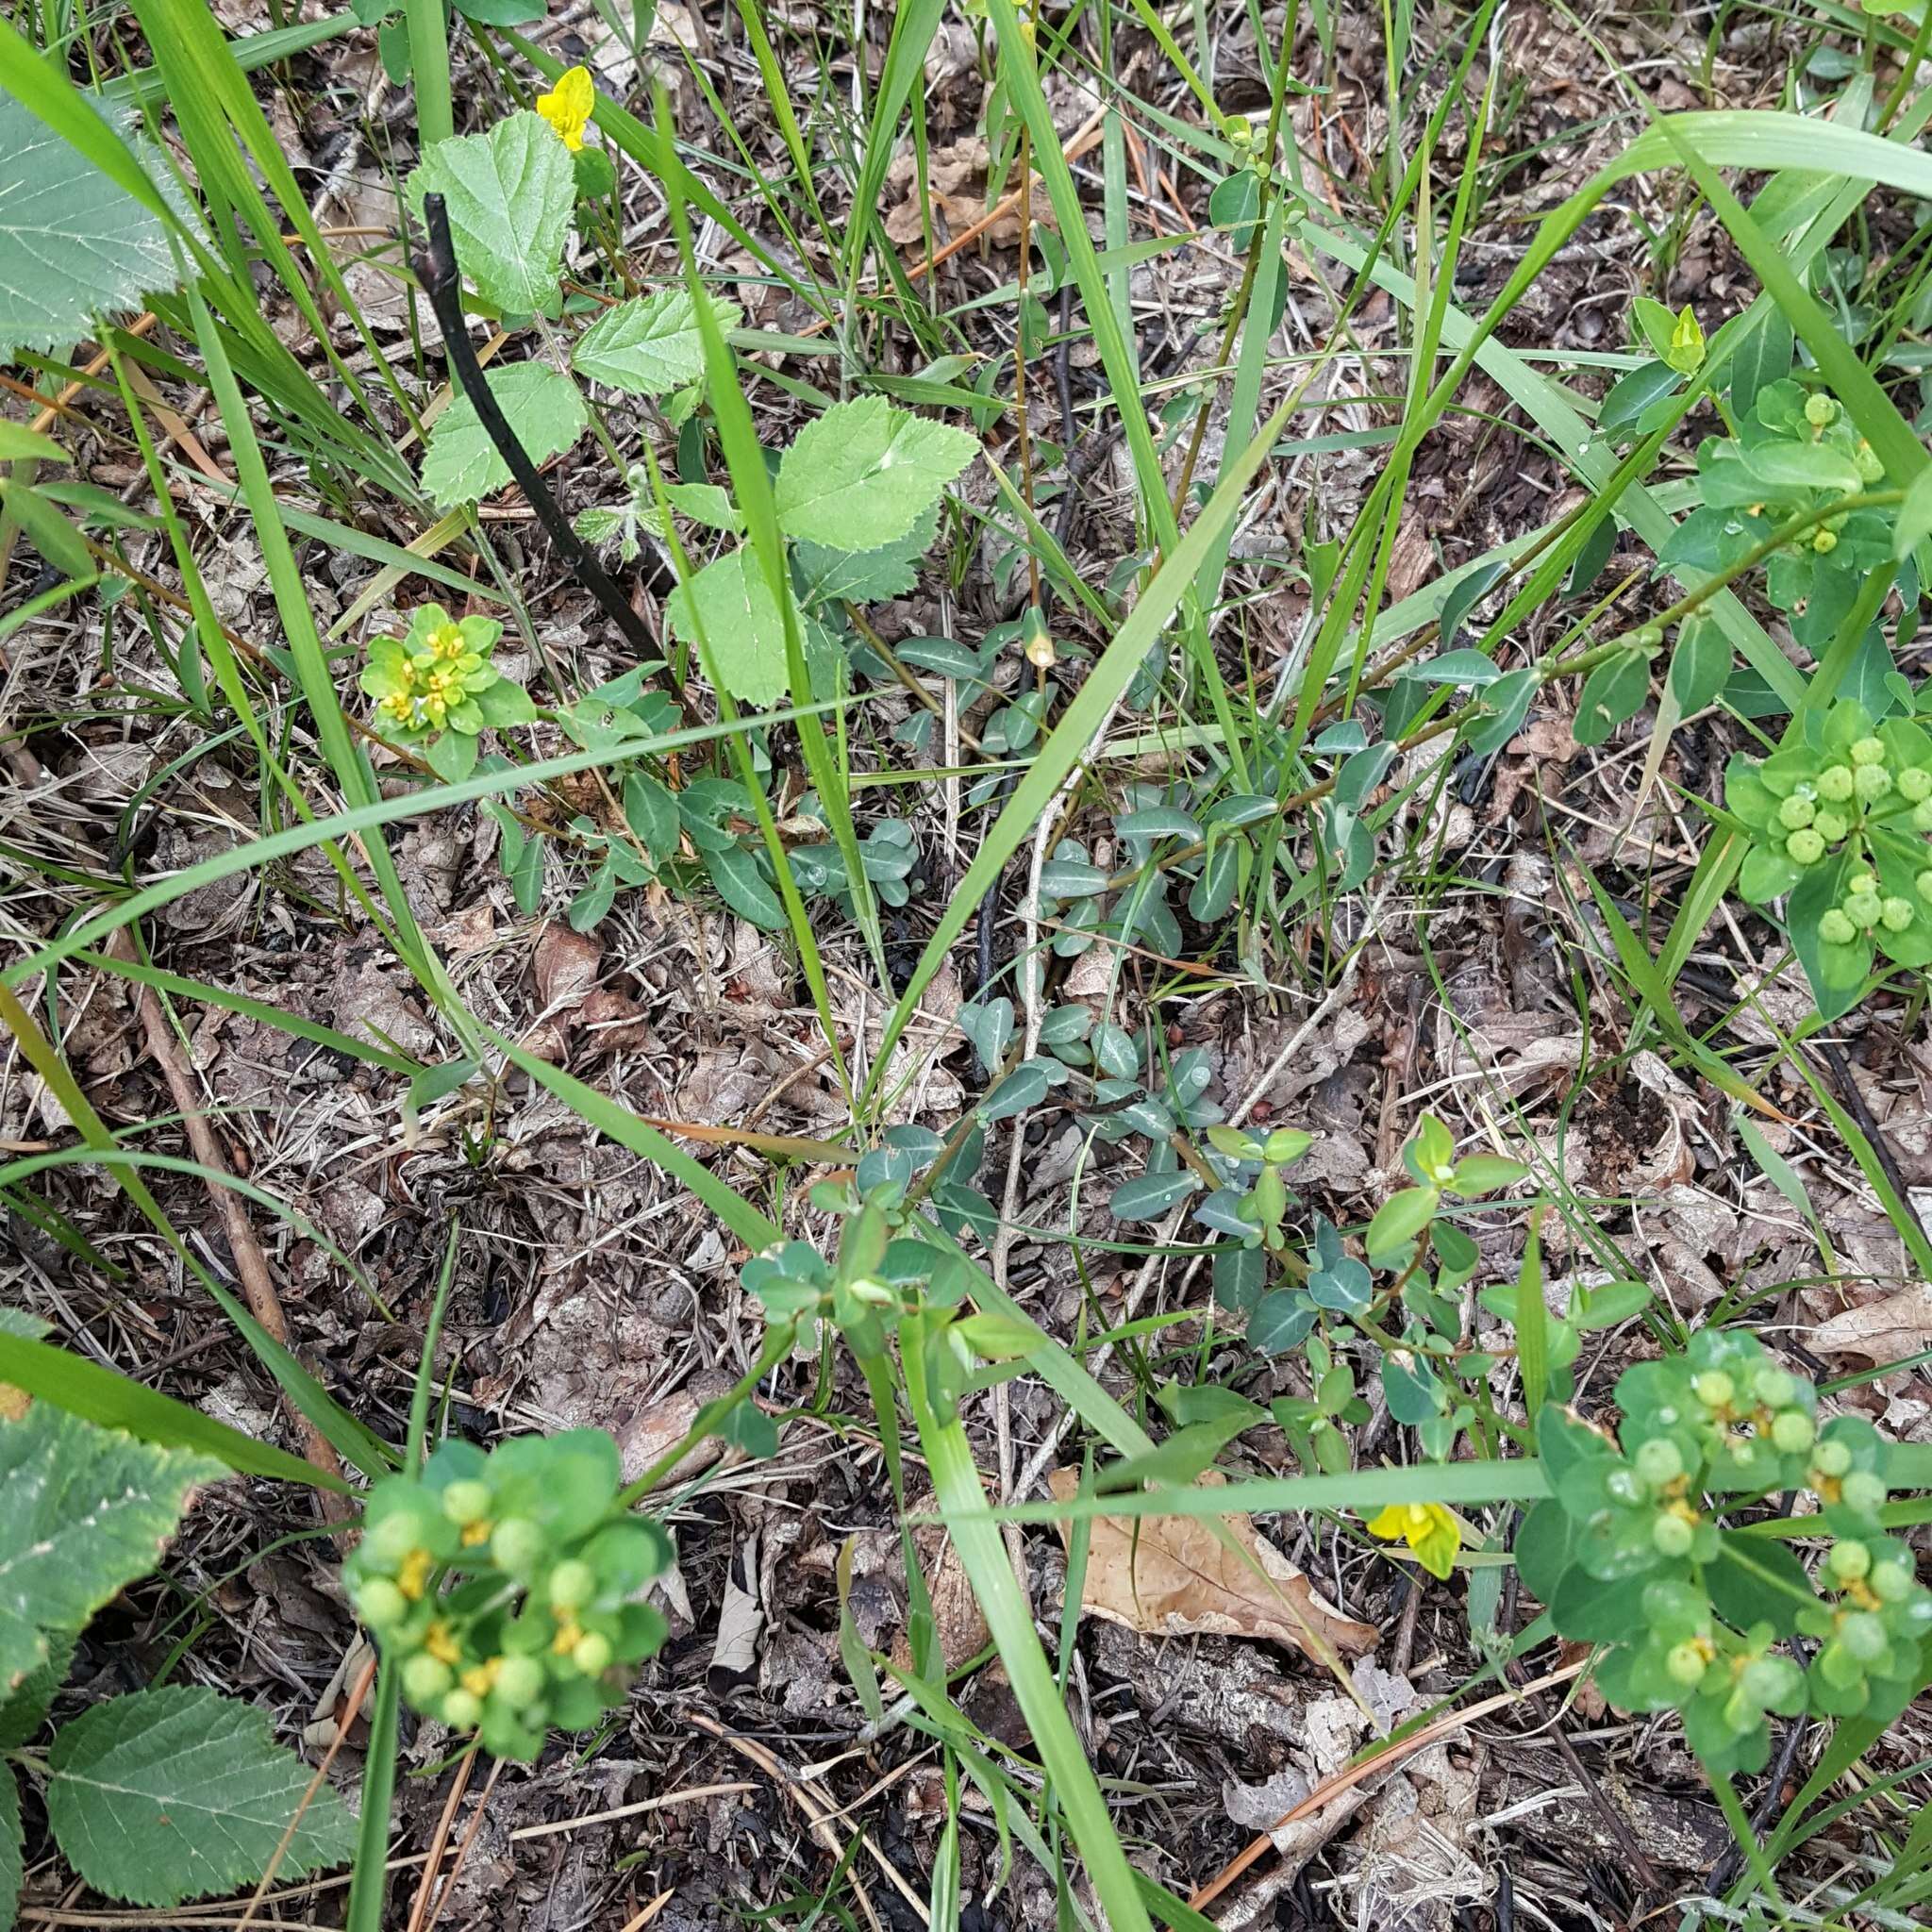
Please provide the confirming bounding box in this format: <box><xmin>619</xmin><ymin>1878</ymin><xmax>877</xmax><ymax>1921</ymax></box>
<box><xmin>666</xmin><ymin>545</ymin><xmax>791</xmax><ymax>708</ymax></box>
<box><xmin>0</xmin><ymin>92</ymin><xmax>179</xmax><ymax>357</ymax></box>
<box><xmin>0</xmin><ymin>1405</ymin><xmax>217</xmax><ymax>1694</ymax></box>
<box><xmin>46</xmin><ymin>1685</ymin><xmax>356</xmax><ymax>1908</ymax></box>
<box><xmin>794</xmin><ymin>501</ymin><xmax>941</xmax><ymax>606</ymax></box>
<box><xmin>407</xmin><ymin>112</ymin><xmax>574</xmax><ymax>317</ymax></box>
<box><xmin>574</xmin><ymin>287</ymin><xmax>743</xmax><ymax>396</ymax></box>
<box><xmin>420</xmin><ymin>361</ymin><xmax>587</xmax><ymax>508</ymax></box>
<box><xmin>774</xmin><ymin>396</ymin><xmax>975</xmax><ymax>550</ymax></box>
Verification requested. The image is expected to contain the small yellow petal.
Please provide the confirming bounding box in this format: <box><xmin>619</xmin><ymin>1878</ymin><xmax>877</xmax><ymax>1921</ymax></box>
<box><xmin>536</xmin><ymin>65</ymin><xmax>594</xmax><ymax>151</ymax></box>
<box><xmin>1365</xmin><ymin>1505</ymin><xmax>1409</xmax><ymax>1542</ymax></box>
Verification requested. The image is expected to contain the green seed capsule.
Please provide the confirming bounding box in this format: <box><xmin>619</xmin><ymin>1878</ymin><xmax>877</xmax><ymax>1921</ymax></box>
<box><xmin>1818</xmin><ymin>764</ymin><xmax>1856</xmax><ymax>802</ymax></box>
<box><xmin>356</xmin><ymin>1578</ymin><xmax>408</xmax><ymax>1629</ymax></box>
<box><xmin>1846</xmin><ymin>892</ymin><xmax>1884</xmax><ymax>930</ymax></box>
<box><xmin>548</xmin><ymin>1559</ymin><xmax>596</xmax><ymax>1610</ymax></box>
<box><xmin>1869</xmin><ymin>1560</ymin><xmax>1912</xmax><ymax>1604</ymax></box>
<box><xmin>491</xmin><ymin>1518</ymin><xmax>545</xmax><ymax>1576</ymax></box>
<box><xmin>1856</xmin><ymin>441</ymin><xmax>1885</xmax><ymax>483</ymax></box>
<box><xmin>1898</xmin><ymin>767</ymin><xmax>1932</xmax><ymax>803</ymax></box>
<box><xmin>441</xmin><ymin>1688</ymin><xmax>484</xmax><ymax>1729</ymax></box>
<box><xmin>441</xmin><ymin>1479</ymin><xmax>492</xmax><ymax>1527</ymax></box>
<box><xmin>1819</xmin><ymin>909</ymin><xmax>1857</xmax><ymax>946</ymax></box>
<box><xmin>1777</xmin><ymin>794</ymin><xmax>1816</xmax><ymax>829</ymax></box>
<box><xmin>1827</xmin><ymin>1540</ymin><xmax>1872</xmax><ymax>1583</ymax></box>
<box><xmin>1812</xmin><ymin>1439</ymin><xmax>1854</xmax><ymax>1479</ymax></box>
<box><xmin>1786</xmin><ymin>829</ymin><xmax>1824</xmax><ymax>865</ymax></box>
<box><xmin>1813</xmin><ymin>529</ymin><xmax>1838</xmax><ymax>555</ymax></box>
<box><xmin>1634</xmin><ymin>1438</ymin><xmax>1683</xmax><ymax>1486</ymax></box>
<box><xmin>403</xmin><ymin>1654</ymin><xmax>454</xmax><ymax>1706</ymax></box>
<box><xmin>1693</xmin><ymin>1371</ymin><xmax>1735</xmax><ymax>1409</ymax></box>
<box><xmin>492</xmin><ymin>1655</ymin><xmax>545</xmax><ymax>1707</ymax></box>
<box><xmin>1665</xmin><ymin>1641</ymin><xmax>1707</xmax><ymax>1687</ymax></box>
<box><xmin>369</xmin><ymin>1512</ymin><xmax>425</xmax><ymax>1567</ymax></box>
<box><xmin>1851</xmin><ymin>737</ymin><xmax>1887</xmax><ymax>769</ymax></box>
<box><xmin>1855</xmin><ymin>764</ymin><xmax>1892</xmax><ymax>801</ymax></box>
<box><xmin>1881</xmin><ymin>896</ymin><xmax>1914</xmax><ymax>933</ymax></box>
<box><xmin>1652</xmin><ymin>1512</ymin><xmax>1695</xmax><ymax>1557</ymax></box>
<box><xmin>572</xmin><ymin>1631</ymin><xmax>614</xmax><ymax>1675</ymax></box>
<box><xmin>1811</xmin><ymin>809</ymin><xmax>1848</xmax><ymax>842</ymax></box>
<box><xmin>1770</xmin><ymin>1410</ymin><xmax>1815</xmax><ymax>1455</ymax></box>
<box><xmin>1754</xmin><ymin>1367</ymin><xmax>1798</xmax><ymax>1407</ymax></box>
<box><xmin>1804</xmin><ymin>392</ymin><xmax>1836</xmax><ymax>426</ymax></box>
<box><xmin>1841</xmin><ymin>1471</ymin><xmax>1887</xmax><ymax>1514</ymax></box>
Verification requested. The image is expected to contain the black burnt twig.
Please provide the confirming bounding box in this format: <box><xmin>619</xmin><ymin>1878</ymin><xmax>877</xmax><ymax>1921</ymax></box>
<box><xmin>413</xmin><ymin>192</ymin><xmax>681</xmax><ymax>708</ymax></box>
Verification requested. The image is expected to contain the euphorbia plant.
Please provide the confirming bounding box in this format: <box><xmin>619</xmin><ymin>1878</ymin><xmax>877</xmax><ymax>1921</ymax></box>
<box><xmin>1726</xmin><ymin>697</ymin><xmax>1932</xmax><ymax>1017</ymax></box>
<box><xmin>345</xmin><ymin>1431</ymin><xmax>670</xmax><ymax>1761</ymax></box>
<box><xmin>1517</xmin><ymin>1327</ymin><xmax>1932</xmax><ymax>1775</ymax></box>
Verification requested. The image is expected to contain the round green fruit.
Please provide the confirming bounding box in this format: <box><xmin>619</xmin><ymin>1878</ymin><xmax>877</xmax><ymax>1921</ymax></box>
<box><xmin>1868</xmin><ymin>1560</ymin><xmax>1912</xmax><ymax>1604</ymax></box>
<box><xmin>572</xmin><ymin>1631</ymin><xmax>614</xmax><ymax>1675</ymax></box>
<box><xmin>1817</xmin><ymin>764</ymin><xmax>1855</xmax><ymax>802</ymax></box>
<box><xmin>1777</xmin><ymin>793</ymin><xmax>1816</xmax><ymax>829</ymax></box>
<box><xmin>1840</xmin><ymin>1471</ymin><xmax>1887</xmax><ymax>1514</ymax></box>
<box><xmin>441</xmin><ymin>1478</ymin><xmax>492</xmax><ymax>1527</ymax></box>
<box><xmin>1693</xmin><ymin>1371</ymin><xmax>1736</xmax><ymax>1410</ymax></box>
<box><xmin>1812</xmin><ymin>1439</ymin><xmax>1854</xmax><ymax>1479</ymax></box>
<box><xmin>1804</xmin><ymin>392</ymin><xmax>1837</xmax><ymax>426</ymax></box>
<box><xmin>1771</xmin><ymin>1410</ymin><xmax>1815</xmax><ymax>1455</ymax></box>
<box><xmin>1827</xmin><ymin>1539</ymin><xmax>1872</xmax><ymax>1583</ymax></box>
<box><xmin>1898</xmin><ymin>767</ymin><xmax>1932</xmax><ymax>804</ymax></box>
<box><xmin>1881</xmin><ymin>896</ymin><xmax>1914</xmax><ymax>933</ymax></box>
<box><xmin>1786</xmin><ymin>828</ymin><xmax>1824</xmax><ymax>865</ymax></box>
<box><xmin>491</xmin><ymin>1517</ymin><xmax>545</xmax><ymax>1576</ymax></box>
<box><xmin>1652</xmin><ymin>1512</ymin><xmax>1696</xmax><ymax>1558</ymax></box>
<box><xmin>492</xmin><ymin>1654</ymin><xmax>545</xmax><ymax>1707</ymax></box>
<box><xmin>1813</xmin><ymin>528</ymin><xmax>1838</xmax><ymax>556</ymax></box>
<box><xmin>1634</xmin><ymin>1438</ymin><xmax>1683</xmax><ymax>1486</ymax></box>
<box><xmin>1851</xmin><ymin>736</ymin><xmax>1887</xmax><ymax>769</ymax></box>
<box><xmin>441</xmin><ymin>1688</ymin><xmax>484</xmax><ymax>1729</ymax></box>
<box><xmin>1855</xmin><ymin>764</ymin><xmax>1892</xmax><ymax>801</ymax></box>
<box><xmin>1812</xmin><ymin>809</ymin><xmax>1849</xmax><ymax>842</ymax></box>
<box><xmin>403</xmin><ymin>1654</ymin><xmax>454</xmax><ymax>1706</ymax></box>
<box><xmin>1753</xmin><ymin>1367</ymin><xmax>1797</xmax><ymax>1407</ymax></box>
<box><xmin>1846</xmin><ymin>892</ymin><xmax>1884</xmax><ymax>930</ymax></box>
<box><xmin>1665</xmin><ymin>1641</ymin><xmax>1707</xmax><ymax>1687</ymax></box>
<box><xmin>368</xmin><ymin>1511</ymin><xmax>426</xmax><ymax>1567</ymax></box>
<box><xmin>356</xmin><ymin>1578</ymin><xmax>408</xmax><ymax>1629</ymax></box>
<box><xmin>548</xmin><ymin>1559</ymin><xmax>596</xmax><ymax>1610</ymax></box>
<box><xmin>1819</xmin><ymin>908</ymin><xmax>1857</xmax><ymax>946</ymax></box>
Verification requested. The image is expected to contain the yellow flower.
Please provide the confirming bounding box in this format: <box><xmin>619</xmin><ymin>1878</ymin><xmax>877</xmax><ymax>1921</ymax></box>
<box><xmin>1366</xmin><ymin>1501</ymin><xmax>1461</xmax><ymax>1580</ymax></box>
<box><xmin>536</xmin><ymin>66</ymin><xmax>595</xmax><ymax>152</ymax></box>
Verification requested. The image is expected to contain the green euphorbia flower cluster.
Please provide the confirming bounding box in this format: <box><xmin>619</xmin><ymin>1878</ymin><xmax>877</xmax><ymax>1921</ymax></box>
<box><xmin>1518</xmin><ymin>1328</ymin><xmax>1932</xmax><ymax>1776</ymax></box>
<box><xmin>358</xmin><ymin>603</ymin><xmax>537</xmax><ymax>780</ymax></box>
<box><xmin>1726</xmin><ymin>699</ymin><xmax>1932</xmax><ymax>1015</ymax></box>
<box><xmin>344</xmin><ymin>1432</ymin><xmax>669</xmax><ymax>1761</ymax></box>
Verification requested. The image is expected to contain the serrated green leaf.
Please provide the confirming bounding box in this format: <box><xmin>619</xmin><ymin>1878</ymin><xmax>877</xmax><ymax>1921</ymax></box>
<box><xmin>774</xmin><ymin>396</ymin><xmax>976</xmax><ymax>549</ymax></box>
<box><xmin>46</xmin><ymin>1685</ymin><xmax>355</xmax><ymax>1907</ymax></box>
<box><xmin>793</xmin><ymin>500</ymin><xmax>940</xmax><ymax>606</ymax></box>
<box><xmin>0</xmin><ymin>1405</ymin><xmax>218</xmax><ymax>1694</ymax></box>
<box><xmin>0</xmin><ymin>1631</ymin><xmax>73</xmax><ymax>1749</ymax></box>
<box><xmin>0</xmin><ymin>92</ymin><xmax>178</xmax><ymax>357</ymax></box>
<box><xmin>407</xmin><ymin>112</ymin><xmax>573</xmax><ymax>317</ymax></box>
<box><xmin>666</xmin><ymin>544</ymin><xmax>791</xmax><ymax>708</ymax></box>
<box><xmin>574</xmin><ymin>287</ymin><xmax>743</xmax><ymax>395</ymax></box>
<box><xmin>420</xmin><ymin>361</ymin><xmax>587</xmax><ymax>508</ymax></box>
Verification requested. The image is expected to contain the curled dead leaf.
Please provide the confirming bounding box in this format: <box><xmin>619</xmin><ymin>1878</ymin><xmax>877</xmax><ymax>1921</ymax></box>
<box><xmin>1810</xmin><ymin>1283</ymin><xmax>1932</xmax><ymax>1364</ymax></box>
<box><xmin>882</xmin><ymin>138</ymin><xmax>1054</xmax><ymax>251</ymax></box>
<box><xmin>1046</xmin><ymin>1468</ymin><xmax>1378</xmax><ymax>1663</ymax></box>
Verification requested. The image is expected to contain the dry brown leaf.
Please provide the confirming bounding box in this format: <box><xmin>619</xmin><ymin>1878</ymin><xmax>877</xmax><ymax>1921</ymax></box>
<box><xmin>533</xmin><ymin>921</ymin><xmax>602</xmax><ymax>1012</ymax></box>
<box><xmin>882</xmin><ymin>139</ymin><xmax>1054</xmax><ymax>250</ymax></box>
<box><xmin>1810</xmin><ymin>1283</ymin><xmax>1932</xmax><ymax>1362</ymax></box>
<box><xmin>1046</xmin><ymin>1468</ymin><xmax>1378</xmax><ymax>1662</ymax></box>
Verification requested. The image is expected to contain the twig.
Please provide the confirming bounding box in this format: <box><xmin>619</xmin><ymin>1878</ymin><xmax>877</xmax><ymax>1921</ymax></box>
<box><xmin>133</xmin><ymin>980</ymin><xmax>349</xmax><ymax>1515</ymax></box>
<box><xmin>412</xmin><ymin>195</ymin><xmax>683</xmax><ymax>711</ymax></box>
